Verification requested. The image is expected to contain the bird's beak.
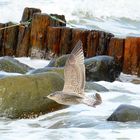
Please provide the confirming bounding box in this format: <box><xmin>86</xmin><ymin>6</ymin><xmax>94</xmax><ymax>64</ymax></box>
<box><xmin>47</xmin><ymin>95</ymin><xmax>50</xmax><ymax>98</ymax></box>
<box><xmin>43</xmin><ymin>95</ymin><xmax>49</xmax><ymax>99</ymax></box>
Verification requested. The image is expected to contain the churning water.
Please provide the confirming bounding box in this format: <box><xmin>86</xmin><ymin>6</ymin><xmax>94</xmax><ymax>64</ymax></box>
<box><xmin>0</xmin><ymin>58</ymin><xmax>140</xmax><ymax>140</ymax></box>
<box><xmin>0</xmin><ymin>1</ymin><xmax>140</xmax><ymax>139</ymax></box>
<box><xmin>0</xmin><ymin>0</ymin><xmax>140</xmax><ymax>37</ymax></box>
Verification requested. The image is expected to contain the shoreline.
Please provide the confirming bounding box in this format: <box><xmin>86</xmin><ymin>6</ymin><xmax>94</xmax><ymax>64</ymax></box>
<box><xmin>0</xmin><ymin>7</ymin><xmax>139</xmax><ymax>77</ymax></box>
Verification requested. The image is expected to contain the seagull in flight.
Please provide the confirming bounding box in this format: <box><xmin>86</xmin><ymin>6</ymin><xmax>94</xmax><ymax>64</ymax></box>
<box><xmin>47</xmin><ymin>40</ymin><xmax>102</xmax><ymax>107</ymax></box>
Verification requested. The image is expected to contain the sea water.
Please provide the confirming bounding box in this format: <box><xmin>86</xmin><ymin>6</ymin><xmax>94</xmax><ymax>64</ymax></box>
<box><xmin>0</xmin><ymin>0</ymin><xmax>140</xmax><ymax>139</ymax></box>
<box><xmin>0</xmin><ymin>58</ymin><xmax>139</xmax><ymax>140</ymax></box>
<box><xmin>0</xmin><ymin>0</ymin><xmax>140</xmax><ymax>37</ymax></box>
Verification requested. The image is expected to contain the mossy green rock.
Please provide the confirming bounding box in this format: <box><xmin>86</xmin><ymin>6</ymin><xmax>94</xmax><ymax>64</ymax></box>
<box><xmin>0</xmin><ymin>56</ymin><xmax>32</xmax><ymax>74</ymax></box>
<box><xmin>48</xmin><ymin>55</ymin><xmax>69</xmax><ymax>67</ymax></box>
<box><xmin>48</xmin><ymin>55</ymin><xmax>121</xmax><ymax>82</ymax></box>
<box><xmin>31</xmin><ymin>67</ymin><xmax>108</xmax><ymax>92</ymax></box>
<box><xmin>107</xmin><ymin>104</ymin><xmax>140</xmax><ymax>122</ymax></box>
<box><xmin>30</xmin><ymin>67</ymin><xmax>64</xmax><ymax>78</ymax></box>
<box><xmin>0</xmin><ymin>72</ymin><xmax>65</xmax><ymax>118</ymax></box>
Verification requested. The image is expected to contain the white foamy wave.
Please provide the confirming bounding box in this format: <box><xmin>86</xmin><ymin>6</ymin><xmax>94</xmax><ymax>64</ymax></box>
<box><xmin>0</xmin><ymin>0</ymin><xmax>140</xmax><ymax>36</ymax></box>
<box><xmin>15</xmin><ymin>57</ymin><xmax>50</xmax><ymax>69</ymax></box>
<box><xmin>0</xmin><ymin>0</ymin><xmax>140</xmax><ymax>22</ymax></box>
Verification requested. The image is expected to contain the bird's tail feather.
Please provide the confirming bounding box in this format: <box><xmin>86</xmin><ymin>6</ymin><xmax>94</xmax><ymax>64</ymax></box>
<box><xmin>82</xmin><ymin>93</ymin><xmax>102</xmax><ymax>107</ymax></box>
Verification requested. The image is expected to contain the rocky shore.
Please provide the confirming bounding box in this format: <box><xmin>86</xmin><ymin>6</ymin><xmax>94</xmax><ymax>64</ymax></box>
<box><xmin>0</xmin><ymin>7</ymin><xmax>139</xmax><ymax>120</ymax></box>
<box><xmin>0</xmin><ymin>56</ymin><xmax>110</xmax><ymax>118</ymax></box>
<box><xmin>0</xmin><ymin>7</ymin><xmax>139</xmax><ymax>76</ymax></box>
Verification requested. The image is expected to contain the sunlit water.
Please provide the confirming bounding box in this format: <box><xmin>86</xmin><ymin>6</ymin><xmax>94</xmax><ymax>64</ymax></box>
<box><xmin>0</xmin><ymin>1</ymin><xmax>140</xmax><ymax>139</ymax></box>
<box><xmin>0</xmin><ymin>0</ymin><xmax>140</xmax><ymax>37</ymax></box>
<box><xmin>0</xmin><ymin>58</ymin><xmax>140</xmax><ymax>140</ymax></box>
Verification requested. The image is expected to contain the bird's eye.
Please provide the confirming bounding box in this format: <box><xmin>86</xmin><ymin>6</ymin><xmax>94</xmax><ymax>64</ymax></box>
<box><xmin>50</xmin><ymin>94</ymin><xmax>53</xmax><ymax>97</ymax></box>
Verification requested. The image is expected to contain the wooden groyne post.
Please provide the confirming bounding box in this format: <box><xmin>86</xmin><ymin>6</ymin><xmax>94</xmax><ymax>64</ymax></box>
<box><xmin>0</xmin><ymin>7</ymin><xmax>139</xmax><ymax>76</ymax></box>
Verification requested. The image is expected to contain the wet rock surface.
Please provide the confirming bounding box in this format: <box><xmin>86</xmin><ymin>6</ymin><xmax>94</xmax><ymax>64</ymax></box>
<box><xmin>0</xmin><ymin>56</ymin><xmax>32</xmax><ymax>74</ymax></box>
<box><xmin>30</xmin><ymin>67</ymin><xmax>64</xmax><ymax>78</ymax></box>
<box><xmin>47</xmin><ymin>55</ymin><xmax>121</xmax><ymax>82</ymax></box>
<box><xmin>85</xmin><ymin>55</ymin><xmax>121</xmax><ymax>82</ymax></box>
<box><xmin>107</xmin><ymin>104</ymin><xmax>140</xmax><ymax>122</ymax></box>
<box><xmin>0</xmin><ymin>72</ymin><xmax>65</xmax><ymax>118</ymax></box>
<box><xmin>30</xmin><ymin>65</ymin><xmax>108</xmax><ymax>92</ymax></box>
<box><xmin>85</xmin><ymin>82</ymin><xmax>109</xmax><ymax>92</ymax></box>
<box><xmin>47</xmin><ymin>55</ymin><xmax>68</xmax><ymax>67</ymax></box>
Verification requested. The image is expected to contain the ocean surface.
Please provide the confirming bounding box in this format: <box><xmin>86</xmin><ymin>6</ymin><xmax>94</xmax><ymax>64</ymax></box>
<box><xmin>0</xmin><ymin>1</ymin><xmax>140</xmax><ymax>140</ymax></box>
<box><xmin>0</xmin><ymin>57</ymin><xmax>139</xmax><ymax>140</ymax></box>
<box><xmin>0</xmin><ymin>0</ymin><xmax>140</xmax><ymax>37</ymax></box>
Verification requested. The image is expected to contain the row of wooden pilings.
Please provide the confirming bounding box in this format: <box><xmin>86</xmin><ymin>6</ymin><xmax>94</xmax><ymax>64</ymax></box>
<box><xmin>0</xmin><ymin>7</ymin><xmax>139</xmax><ymax>76</ymax></box>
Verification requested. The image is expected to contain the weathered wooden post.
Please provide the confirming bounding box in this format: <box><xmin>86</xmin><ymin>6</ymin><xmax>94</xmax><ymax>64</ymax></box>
<box><xmin>108</xmin><ymin>37</ymin><xmax>125</xmax><ymax>71</ymax></box>
<box><xmin>0</xmin><ymin>23</ymin><xmax>5</xmax><ymax>56</ymax></box>
<box><xmin>71</xmin><ymin>28</ymin><xmax>89</xmax><ymax>56</ymax></box>
<box><xmin>16</xmin><ymin>7</ymin><xmax>41</xmax><ymax>57</ymax></box>
<box><xmin>30</xmin><ymin>13</ymin><xmax>66</xmax><ymax>59</ymax></box>
<box><xmin>123</xmin><ymin>37</ymin><xmax>140</xmax><ymax>75</ymax></box>
<box><xmin>3</xmin><ymin>22</ymin><xmax>19</xmax><ymax>56</ymax></box>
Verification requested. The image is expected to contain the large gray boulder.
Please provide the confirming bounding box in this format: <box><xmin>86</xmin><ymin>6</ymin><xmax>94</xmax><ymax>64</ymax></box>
<box><xmin>47</xmin><ymin>55</ymin><xmax>68</xmax><ymax>67</ymax></box>
<box><xmin>0</xmin><ymin>56</ymin><xmax>32</xmax><ymax>74</ymax></box>
<box><xmin>30</xmin><ymin>67</ymin><xmax>108</xmax><ymax>92</ymax></box>
<box><xmin>85</xmin><ymin>55</ymin><xmax>121</xmax><ymax>82</ymax></box>
<box><xmin>107</xmin><ymin>104</ymin><xmax>140</xmax><ymax>122</ymax></box>
<box><xmin>30</xmin><ymin>67</ymin><xmax>64</xmax><ymax>78</ymax></box>
<box><xmin>48</xmin><ymin>55</ymin><xmax>121</xmax><ymax>82</ymax></box>
<box><xmin>85</xmin><ymin>82</ymin><xmax>109</xmax><ymax>92</ymax></box>
<box><xmin>0</xmin><ymin>72</ymin><xmax>65</xmax><ymax>118</ymax></box>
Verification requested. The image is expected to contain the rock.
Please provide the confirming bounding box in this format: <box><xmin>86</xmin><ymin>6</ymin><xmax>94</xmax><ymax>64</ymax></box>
<box><xmin>32</xmin><ymin>69</ymin><xmax>107</xmax><ymax>91</ymax></box>
<box><xmin>0</xmin><ymin>56</ymin><xmax>32</xmax><ymax>74</ymax></box>
<box><xmin>123</xmin><ymin>37</ymin><xmax>140</xmax><ymax>75</ymax></box>
<box><xmin>131</xmin><ymin>79</ymin><xmax>140</xmax><ymax>84</ymax></box>
<box><xmin>85</xmin><ymin>55</ymin><xmax>121</xmax><ymax>82</ymax></box>
<box><xmin>0</xmin><ymin>72</ymin><xmax>65</xmax><ymax>118</ymax></box>
<box><xmin>47</xmin><ymin>58</ymin><xmax>57</xmax><ymax>67</ymax></box>
<box><xmin>85</xmin><ymin>82</ymin><xmax>109</xmax><ymax>92</ymax></box>
<box><xmin>30</xmin><ymin>67</ymin><xmax>64</xmax><ymax>78</ymax></box>
<box><xmin>48</xmin><ymin>55</ymin><xmax>121</xmax><ymax>81</ymax></box>
<box><xmin>107</xmin><ymin>104</ymin><xmax>140</xmax><ymax>122</ymax></box>
<box><xmin>47</xmin><ymin>55</ymin><xmax>69</xmax><ymax>67</ymax></box>
<box><xmin>31</xmin><ymin>66</ymin><xmax>108</xmax><ymax>92</ymax></box>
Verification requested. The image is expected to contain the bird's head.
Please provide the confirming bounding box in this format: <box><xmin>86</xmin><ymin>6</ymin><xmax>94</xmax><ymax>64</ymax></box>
<box><xmin>47</xmin><ymin>91</ymin><xmax>62</xmax><ymax>100</ymax></box>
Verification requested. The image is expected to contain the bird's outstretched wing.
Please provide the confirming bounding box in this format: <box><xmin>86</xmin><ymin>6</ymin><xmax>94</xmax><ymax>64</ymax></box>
<box><xmin>62</xmin><ymin>40</ymin><xmax>85</xmax><ymax>96</ymax></box>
